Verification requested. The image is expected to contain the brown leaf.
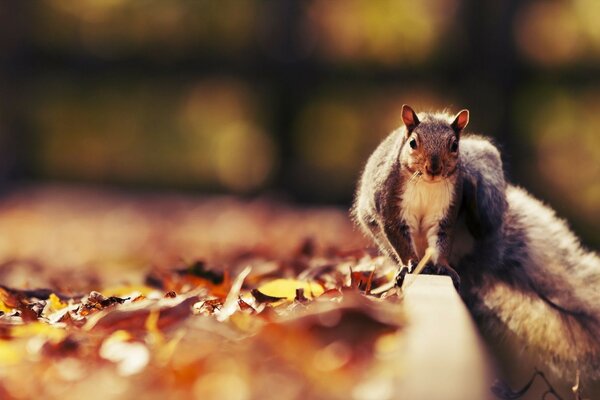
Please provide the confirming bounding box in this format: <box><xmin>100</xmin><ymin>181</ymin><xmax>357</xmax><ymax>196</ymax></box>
<box><xmin>0</xmin><ymin>286</ymin><xmax>42</xmax><ymax>321</ymax></box>
<box><xmin>86</xmin><ymin>296</ymin><xmax>200</xmax><ymax>332</ymax></box>
<box><xmin>176</xmin><ymin>260</ymin><xmax>224</xmax><ymax>285</ymax></box>
<box><xmin>349</xmin><ymin>269</ymin><xmax>375</xmax><ymax>293</ymax></box>
<box><xmin>319</xmin><ymin>289</ymin><xmax>343</xmax><ymax>299</ymax></box>
<box><xmin>58</xmin><ymin>311</ymin><xmax>86</xmax><ymax>328</ymax></box>
<box><xmin>146</xmin><ymin>266</ymin><xmax>231</xmax><ymax>299</ymax></box>
<box><xmin>200</xmin><ymin>299</ymin><xmax>223</xmax><ymax>313</ymax></box>
<box><xmin>251</xmin><ymin>289</ymin><xmax>286</xmax><ymax>303</ymax></box>
<box><xmin>18</xmin><ymin>306</ymin><xmax>39</xmax><ymax>322</ymax></box>
<box><xmin>0</xmin><ymin>286</ymin><xmax>25</xmax><ymax>309</ymax></box>
<box><xmin>296</xmin><ymin>237</ymin><xmax>316</xmax><ymax>257</ymax></box>
<box><xmin>79</xmin><ymin>291</ymin><xmax>128</xmax><ymax>316</ymax></box>
<box><xmin>280</xmin><ymin>293</ymin><xmax>402</xmax><ymax>348</ymax></box>
<box><xmin>144</xmin><ymin>271</ymin><xmax>166</xmax><ymax>290</ymax></box>
<box><xmin>42</xmin><ymin>335</ymin><xmax>80</xmax><ymax>357</ymax></box>
<box><xmin>237</xmin><ymin>298</ymin><xmax>256</xmax><ymax>313</ymax></box>
<box><xmin>295</xmin><ymin>288</ymin><xmax>309</xmax><ymax>303</ymax></box>
<box><xmin>0</xmin><ymin>285</ymin><xmax>76</xmax><ymax>303</ymax></box>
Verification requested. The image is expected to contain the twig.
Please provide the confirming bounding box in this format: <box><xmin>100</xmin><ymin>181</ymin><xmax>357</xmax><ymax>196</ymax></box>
<box><xmin>400</xmin><ymin>247</ymin><xmax>434</xmax><ymax>291</ymax></box>
<box><xmin>491</xmin><ymin>368</ymin><xmax>564</xmax><ymax>400</ymax></box>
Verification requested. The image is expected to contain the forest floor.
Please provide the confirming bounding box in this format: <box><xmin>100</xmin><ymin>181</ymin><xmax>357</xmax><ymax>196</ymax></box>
<box><xmin>0</xmin><ymin>185</ymin><xmax>410</xmax><ymax>400</ymax></box>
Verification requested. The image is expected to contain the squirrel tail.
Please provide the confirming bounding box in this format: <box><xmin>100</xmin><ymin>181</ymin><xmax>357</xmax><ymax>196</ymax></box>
<box><xmin>471</xmin><ymin>185</ymin><xmax>600</xmax><ymax>382</ymax></box>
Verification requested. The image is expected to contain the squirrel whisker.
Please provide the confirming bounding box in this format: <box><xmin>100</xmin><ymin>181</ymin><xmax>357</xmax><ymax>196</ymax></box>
<box><xmin>409</xmin><ymin>171</ymin><xmax>421</xmax><ymax>183</ymax></box>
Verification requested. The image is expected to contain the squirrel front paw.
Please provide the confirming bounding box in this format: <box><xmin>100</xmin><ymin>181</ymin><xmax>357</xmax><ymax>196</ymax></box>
<box><xmin>394</xmin><ymin>259</ymin><xmax>417</xmax><ymax>288</ymax></box>
<box><xmin>421</xmin><ymin>263</ymin><xmax>461</xmax><ymax>291</ymax></box>
<box><xmin>394</xmin><ymin>265</ymin><xmax>409</xmax><ymax>288</ymax></box>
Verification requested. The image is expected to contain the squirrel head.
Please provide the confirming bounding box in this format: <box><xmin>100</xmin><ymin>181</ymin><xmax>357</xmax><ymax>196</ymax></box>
<box><xmin>399</xmin><ymin>105</ymin><xmax>469</xmax><ymax>183</ymax></box>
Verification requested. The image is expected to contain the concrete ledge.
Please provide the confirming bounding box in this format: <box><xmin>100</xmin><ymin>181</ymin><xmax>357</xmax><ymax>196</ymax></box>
<box><xmin>396</xmin><ymin>274</ymin><xmax>493</xmax><ymax>400</ymax></box>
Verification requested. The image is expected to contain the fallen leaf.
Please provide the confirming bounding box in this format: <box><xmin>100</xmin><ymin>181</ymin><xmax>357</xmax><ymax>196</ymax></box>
<box><xmin>85</xmin><ymin>296</ymin><xmax>200</xmax><ymax>332</ymax></box>
<box><xmin>0</xmin><ymin>340</ymin><xmax>23</xmax><ymax>366</ymax></box>
<box><xmin>79</xmin><ymin>291</ymin><xmax>128</xmax><ymax>316</ymax></box>
<box><xmin>177</xmin><ymin>260</ymin><xmax>224</xmax><ymax>285</ymax></box>
<box><xmin>250</xmin><ymin>289</ymin><xmax>286</xmax><ymax>304</ymax></box>
<box><xmin>295</xmin><ymin>288</ymin><xmax>309</xmax><ymax>303</ymax></box>
<box><xmin>216</xmin><ymin>266</ymin><xmax>251</xmax><ymax>322</ymax></box>
<box><xmin>48</xmin><ymin>293</ymin><xmax>68</xmax><ymax>312</ymax></box>
<box><xmin>0</xmin><ymin>300</ymin><xmax>12</xmax><ymax>314</ymax></box>
<box><xmin>11</xmin><ymin>321</ymin><xmax>67</xmax><ymax>342</ymax></box>
<box><xmin>99</xmin><ymin>330</ymin><xmax>150</xmax><ymax>376</ymax></box>
<box><xmin>42</xmin><ymin>335</ymin><xmax>80</xmax><ymax>357</ymax></box>
<box><xmin>145</xmin><ymin>309</ymin><xmax>164</xmax><ymax>346</ymax></box>
<box><xmin>256</xmin><ymin>279</ymin><xmax>324</xmax><ymax>301</ymax></box>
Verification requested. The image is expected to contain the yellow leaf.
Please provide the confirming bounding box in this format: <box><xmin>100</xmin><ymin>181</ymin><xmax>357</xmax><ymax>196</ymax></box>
<box><xmin>257</xmin><ymin>279</ymin><xmax>324</xmax><ymax>301</ymax></box>
<box><xmin>100</xmin><ymin>331</ymin><xmax>149</xmax><ymax>376</ymax></box>
<box><xmin>11</xmin><ymin>322</ymin><xmax>67</xmax><ymax>342</ymax></box>
<box><xmin>145</xmin><ymin>309</ymin><xmax>164</xmax><ymax>346</ymax></box>
<box><xmin>106</xmin><ymin>330</ymin><xmax>133</xmax><ymax>343</ymax></box>
<box><xmin>48</xmin><ymin>293</ymin><xmax>68</xmax><ymax>312</ymax></box>
<box><xmin>229</xmin><ymin>312</ymin><xmax>264</xmax><ymax>334</ymax></box>
<box><xmin>0</xmin><ymin>300</ymin><xmax>12</xmax><ymax>314</ymax></box>
<box><xmin>155</xmin><ymin>329</ymin><xmax>186</xmax><ymax>366</ymax></box>
<box><xmin>0</xmin><ymin>340</ymin><xmax>23</xmax><ymax>366</ymax></box>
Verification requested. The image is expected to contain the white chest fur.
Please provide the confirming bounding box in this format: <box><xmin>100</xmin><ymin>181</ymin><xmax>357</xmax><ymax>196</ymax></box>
<box><xmin>399</xmin><ymin>179</ymin><xmax>455</xmax><ymax>259</ymax></box>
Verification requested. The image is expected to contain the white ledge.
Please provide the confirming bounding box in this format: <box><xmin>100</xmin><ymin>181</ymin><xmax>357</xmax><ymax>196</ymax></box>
<box><xmin>395</xmin><ymin>274</ymin><xmax>494</xmax><ymax>400</ymax></box>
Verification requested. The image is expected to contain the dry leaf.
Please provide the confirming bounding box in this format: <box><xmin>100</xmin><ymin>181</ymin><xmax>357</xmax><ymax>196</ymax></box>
<box><xmin>216</xmin><ymin>266</ymin><xmax>251</xmax><ymax>322</ymax></box>
<box><xmin>256</xmin><ymin>279</ymin><xmax>324</xmax><ymax>301</ymax></box>
<box><xmin>99</xmin><ymin>331</ymin><xmax>150</xmax><ymax>376</ymax></box>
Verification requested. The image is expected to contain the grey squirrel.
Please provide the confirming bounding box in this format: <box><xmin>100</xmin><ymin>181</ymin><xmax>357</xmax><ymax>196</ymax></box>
<box><xmin>352</xmin><ymin>105</ymin><xmax>600</xmax><ymax>385</ymax></box>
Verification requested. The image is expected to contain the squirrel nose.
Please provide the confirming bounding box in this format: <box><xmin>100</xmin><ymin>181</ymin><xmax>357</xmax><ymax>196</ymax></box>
<box><xmin>426</xmin><ymin>157</ymin><xmax>442</xmax><ymax>176</ymax></box>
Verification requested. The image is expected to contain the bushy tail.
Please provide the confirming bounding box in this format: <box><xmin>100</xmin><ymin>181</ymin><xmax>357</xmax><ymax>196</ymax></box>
<box><xmin>472</xmin><ymin>185</ymin><xmax>600</xmax><ymax>382</ymax></box>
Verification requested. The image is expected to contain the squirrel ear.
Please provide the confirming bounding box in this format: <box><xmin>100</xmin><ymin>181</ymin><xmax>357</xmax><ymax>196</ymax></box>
<box><xmin>401</xmin><ymin>105</ymin><xmax>420</xmax><ymax>133</ymax></box>
<box><xmin>451</xmin><ymin>109</ymin><xmax>469</xmax><ymax>135</ymax></box>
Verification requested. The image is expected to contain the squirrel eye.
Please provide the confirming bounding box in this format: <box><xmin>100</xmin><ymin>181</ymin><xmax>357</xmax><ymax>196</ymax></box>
<box><xmin>450</xmin><ymin>140</ymin><xmax>458</xmax><ymax>152</ymax></box>
<box><xmin>409</xmin><ymin>138</ymin><xmax>417</xmax><ymax>149</ymax></box>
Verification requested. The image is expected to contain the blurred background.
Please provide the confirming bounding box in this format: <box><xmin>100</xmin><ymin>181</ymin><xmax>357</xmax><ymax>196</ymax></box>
<box><xmin>0</xmin><ymin>0</ymin><xmax>598</xmax><ymax>247</ymax></box>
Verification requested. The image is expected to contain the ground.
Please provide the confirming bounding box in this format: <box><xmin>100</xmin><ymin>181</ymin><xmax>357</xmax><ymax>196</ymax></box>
<box><xmin>0</xmin><ymin>185</ymin><xmax>410</xmax><ymax>400</ymax></box>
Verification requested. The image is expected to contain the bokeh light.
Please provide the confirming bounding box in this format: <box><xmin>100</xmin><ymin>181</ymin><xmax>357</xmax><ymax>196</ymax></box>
<box><xmin>306</xmin><ymin>0</ymin><xmax>459</xmax><ymax>66</ymax></box>
<box><xmin>515</xmin><ymin>0</ymin><xmax>600</xmax><ymax>66</ymax></box>
<box><xmin>0</xmin><ymin>0</ymin><xmax>597</xmax><ymax>247</ymax></box>
<box><xmin>516</xmin><ymin>87</ymin><xmax>600</xmax><ymax>234</ymax></box>
<box><xmin>29</xmin><ymin>78</ymin><xmax>273</xmax><ymax>193</ymax></box>
<box><xmin>34</xmin><ymin>0</ymin><xmax>259</xmax><ymax>59</ymax></box>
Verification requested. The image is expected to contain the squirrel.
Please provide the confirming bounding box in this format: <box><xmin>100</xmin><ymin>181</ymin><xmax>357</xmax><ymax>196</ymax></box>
<box><xmin>352</xmin><ymin>105</ymin><xmax>600</xmax><ymax>386</ymax></box>
<box><xmin>352</xmin><ymin>105</ymin><xmax>472</xmax><ymax>286</ymax></box>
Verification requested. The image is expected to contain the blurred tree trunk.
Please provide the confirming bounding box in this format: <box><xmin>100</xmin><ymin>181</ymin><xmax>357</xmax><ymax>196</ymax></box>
<box><xmin>0</xmin><ymin>2</ymin><xmax>32</xmax><ymax>190</ymax></box>
<box><xmin>461</xmin><ymin>0</ymin><xmax>525</xmax><ymax>182</ymax></box>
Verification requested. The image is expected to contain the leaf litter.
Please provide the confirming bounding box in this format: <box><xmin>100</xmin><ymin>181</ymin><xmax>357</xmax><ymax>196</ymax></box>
<box><xmin>0</xmin><ymin>188</ymin><xmax>409</xmax><ymax>400</ymax></box>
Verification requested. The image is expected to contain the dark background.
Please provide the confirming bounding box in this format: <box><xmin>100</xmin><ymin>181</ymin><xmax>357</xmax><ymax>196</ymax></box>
<box><xmin>0</xmin><ymin>0</ymin><xmax>598</xmax><ymax>247</ymax></box>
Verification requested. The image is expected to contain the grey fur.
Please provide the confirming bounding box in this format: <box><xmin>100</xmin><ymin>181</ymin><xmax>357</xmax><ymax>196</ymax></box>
<box><xmin>353</xmin><ymin>108</ymin><xmax>600</xmax><ymax>382</ymax></box>
<box><xmin>352</xmin><ymin>109</ymin><xmax>465</xmax><ymax>283</ymax></box>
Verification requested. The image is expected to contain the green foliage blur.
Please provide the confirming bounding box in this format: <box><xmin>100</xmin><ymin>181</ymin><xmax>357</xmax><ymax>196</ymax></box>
<box><xmin>0</xmin><ymin>0</ymin><xmax>598</xmax><ymax>247</ymax></box>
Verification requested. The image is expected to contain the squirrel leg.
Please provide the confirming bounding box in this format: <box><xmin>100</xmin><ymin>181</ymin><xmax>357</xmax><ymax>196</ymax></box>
<box><xmin>383</xmin><ymin>220</ymin><xmax>420</xmax><ymax>287</ymax></box>
<box><xmin>394</xmin><ymin>259</ymin><xmax>421</xmax><ymax>287</ymax></box>
<box><xmin>383</xmin><ymin>219</ymin><xmax>417</xmax><ymax>265</ymax></box>
<box><xmin>420</xmin><ymin>216</ymin><xmax>461</xmax><ymax>290</ymax></box>
<box><xmin>421</xmin><ymin>262</ymin><xmax>461</xmax><ymax>290</ymax></box>
<box><xmin>354</xmin><ymin>205</ymin><xmax>406</xmax><ymax>265</ymax></box>
<box><xmin>439</xmin><ymin>263</ymin><xmax>461</xmax><ymax>290</ymax></box>
<box><xmin>356</xmin><ymin>210</ymin><xmax>418</xmax><ymax>289</ymax></box>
